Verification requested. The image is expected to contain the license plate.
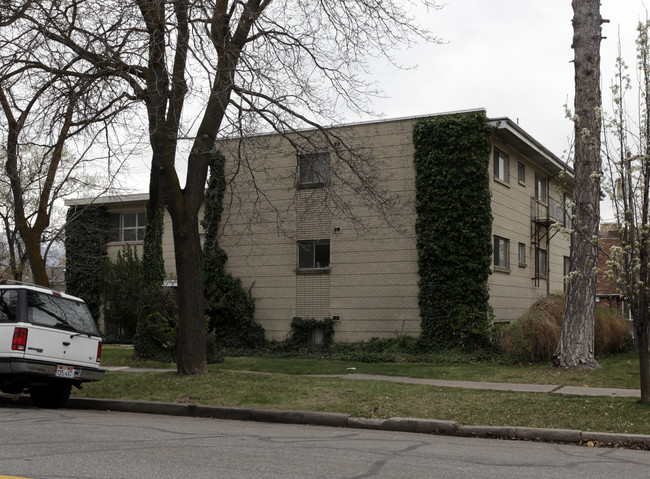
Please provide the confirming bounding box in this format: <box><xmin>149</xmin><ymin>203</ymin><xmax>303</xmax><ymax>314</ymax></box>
<box><xmin>55</xmin><ymin>365</ymin><xmax>76</xmax><ymax>378</ymax></box>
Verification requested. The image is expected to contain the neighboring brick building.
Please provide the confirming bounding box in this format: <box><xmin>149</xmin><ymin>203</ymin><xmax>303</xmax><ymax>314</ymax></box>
<box><xmin>67</xmin><ymin>109</ymin><xmax>574</xmax><ymax>341</ymax></box>
<box><xmin>596</xmin><ymin>223</ymin><xmax>625</xmax><ymax>312</ymax></box>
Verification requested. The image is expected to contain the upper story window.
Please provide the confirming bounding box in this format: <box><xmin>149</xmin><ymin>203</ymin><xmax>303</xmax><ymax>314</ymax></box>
<box><xmin>109</xmin><ymin>211</ymin><xmax>146</xmax><ymax>242</ymax></box>
<box><xmin>535</xmin><ymin>174</ymin><xmax>547</xmax><ymax>203</ymax></box>
<box><xmin>298</xmin><ymin>239</ymin><xmax>330</xmax><ymax>270</ymax></box>
<box><xmin>493</xmin><ymin>148</ymin><xmax>509</xmax><ymax>183</ymax></box>
<box><xmin>518</xmin><ymin>162</ymin><xmax>526</xmax><ymax>184</ymax></box>
<box><xmin>298</xmin><ymin>151</ymin><xmax>331</xmax><ymax>188</ymax></box>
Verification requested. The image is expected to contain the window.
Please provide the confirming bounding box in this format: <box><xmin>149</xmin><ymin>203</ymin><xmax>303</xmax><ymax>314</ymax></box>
<box><xmin>518</xmin><ymin>162</ymin><xmax>526</xmax><ymax>184</ymax></box>
<box><xmin>27</xmin><ymin>291</ymin><xmax>99</xmax><ymax>335</ymax></box>
<box><xmin>493</xmin><ymin>148</ymin><xmax>509</xmax><ymax>183</ymax></box>
<box><xmin>535</xmin><ymin>174</ymin><xmax>547</xmax><ymax>203</ymax></box>
<box><xmin>493</xmin><ymin>236</ymin><xmax>509</xmax><ymax>270</ymax></box>
<box><xmin>0</xmin><ymin>290</ymin><xmax>17</xmax><ymax>322</ymax></box>
<box><xmin>298</xmin><ymin>152</ymin><xmax>331</xmax><ymax>187</ymax></box>
<box><xmin>536</xmin><ymin>248</ymin><xmax>547</xmax><ymax>278</ymax></box>
<box><xmin>109</xmin><ymin>212</ymin><xmax>146</xmax><ymax>242</ymax></box>
<box><xmin>298</xmin><ymin>240</ymin><xmax>330</xmax><ymax>269</ymax></box>
<box><xmin>564</xmin><ymin>256</ymin><xmax>571</xmax><ymax>292</ymax></box>
<box><xmin>563</xmin><ymin>193</ymin><xmax>573</xmax><ymax>229</ymax></box>
<box><xmin>518</xmin><ymin>242</ymin><xmax>526</xmax><ymax>266</ymax></box>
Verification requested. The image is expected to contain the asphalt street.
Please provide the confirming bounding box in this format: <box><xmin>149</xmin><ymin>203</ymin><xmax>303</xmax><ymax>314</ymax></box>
<box><xmin>1</xmin><ymin>407</ymin><xmax>650</xmax><ymax>479</ymax></box>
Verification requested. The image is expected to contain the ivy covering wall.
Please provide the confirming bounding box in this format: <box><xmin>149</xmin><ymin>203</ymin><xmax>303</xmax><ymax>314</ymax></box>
<box><xmin>203</xmin><ymin>150</ymin><xmax>265</xmax><ymax>349</ymax></box>
<box><xmin>65</xmin><ymin>205</ymin><xmax>109</xmax><ymax>321</ymax></box>
<box><xmin>413</xmin><ymin>112</ymin><xmax>494</xmax><ymax>350</ymax></box>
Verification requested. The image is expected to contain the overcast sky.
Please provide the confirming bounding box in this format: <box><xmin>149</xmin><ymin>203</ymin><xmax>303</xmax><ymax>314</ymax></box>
<box><xmin>121</xmin><ymin>0</ymin><xmax>647</xmax><ymax>222</ymax></box>
<box><xmin>364</xmin><ymin>0</ymin><xmax>647</xmax><ymax>163</ymax></box>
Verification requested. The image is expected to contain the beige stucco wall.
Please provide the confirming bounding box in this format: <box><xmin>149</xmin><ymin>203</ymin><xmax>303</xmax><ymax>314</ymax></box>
<box><xmin>216</xmin><ymin>118</ymin><xmax>421</xmax><ymax>341</ymax></box>
<box><xmin>489</xmin><ymin>138</ymin><xmax>571</xmax><ymax>322</ymax></box>
<box><xmin>99</xmin><ymin>114</ymin><xmax>572</xmax><ymax>341</ymax></box>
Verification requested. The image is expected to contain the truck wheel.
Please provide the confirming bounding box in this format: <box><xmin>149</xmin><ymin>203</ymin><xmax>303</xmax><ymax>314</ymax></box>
<box><xmin>29</xmin><ymin>384</ymin><xmax>72</xmax><ymax>409</ymax></box>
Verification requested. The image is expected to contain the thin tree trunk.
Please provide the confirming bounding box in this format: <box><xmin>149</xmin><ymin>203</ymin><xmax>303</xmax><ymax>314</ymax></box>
<box><xmin>554</xmin><ymin>0</ymin><xmax>603</xmax><ymax>369</ymax></box>
<box><xmin>637</xmin><ymin>311</ymin><xmax>650</xmax><ymax>403</ymax></box>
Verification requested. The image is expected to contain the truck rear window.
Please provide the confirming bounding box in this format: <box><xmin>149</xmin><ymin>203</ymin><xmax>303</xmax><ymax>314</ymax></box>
<box><xmin>0</xmin><ymin>290</ymin><xmax>18</xmax><ymax>322</ymax></box>
<box><xmin>27</xmin><ymin>291</ymin><xmax>99</xmax><ymax>336</ymax></box>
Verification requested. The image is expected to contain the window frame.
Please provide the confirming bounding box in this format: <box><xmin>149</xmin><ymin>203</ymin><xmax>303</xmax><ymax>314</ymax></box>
<box><xmin>534</xmin><ymin>174</ymin><xmax>547</xmax><ymax>203</ymax></box>
<box><xmin>563</xmin><ymin>255</ymin><xmax>571</xmax><ymax>292</ymax></box>
<box><xmin>297</xmin><ymin>151</ymin><xmax>331</xmax><ymax>188</ymax></box>
<box><xmin>109</xmin><ymin>211</ymin><xmax>146</xmax><ymax>243</ymax></box>
<box><xmin>518</xmin><ymin>162</ymin><xmax>526</xmax><ymax>184</ymax></box>
<box><xmin>493</xmin><ymin>148</ymin><xmax>509</xmax><ymax>184</ymax></box>
<box><xmin>518</xmin><ymin>242</ymin><xmax>527</xmax><ymax>266</ymax></box>
<box><xmin>535</xmin><ymin>248</ymin><xmax>548</xmax><ymax>278</ymax></box>
<box><xmin>493</xmin><ymin>235</ymin><xmax>510</xmax><ymax>271</ymax></box>
<box><xmin>297</xmin><ymin>239</ymin><xmax>331</xmax><ymax>271</ymax></box>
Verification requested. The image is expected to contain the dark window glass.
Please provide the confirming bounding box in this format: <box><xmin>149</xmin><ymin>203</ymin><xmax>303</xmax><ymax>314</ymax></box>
<box><xmin>298</xmin><ymin>152</ymin><xmax>331</xmax><ymax>187</ymax></box>
<box><xmin>27</xmin><ymin>291</ymin><xmax>98</xmax><ymax>335</ymax></box>
<box><xmin>0</xmin><ymin>290</ymin><xmax>18</xmax><ymax>322</ymax></box>
<box><xmin>298</xmin><ymin>240</ymin><xmax>330</xmax><ymax>269</ymax></box>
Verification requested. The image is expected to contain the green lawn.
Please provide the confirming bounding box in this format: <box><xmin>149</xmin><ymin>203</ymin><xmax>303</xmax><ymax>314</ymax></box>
<box><xmin>101</xmin><ymin>346</ymin><xmax>642</xmax><ymax>389</ymax></box>
<box><xmin>77</xmin><ymin>347</ymin><xmax>650</xmax><ymax>435</ymax></box>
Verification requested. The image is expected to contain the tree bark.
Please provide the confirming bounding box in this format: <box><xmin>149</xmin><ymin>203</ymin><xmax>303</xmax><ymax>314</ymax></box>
<box><xmin>554</xmin><ymin>0</ymin><xmax>603</xmax><ymax>369</ymax></box>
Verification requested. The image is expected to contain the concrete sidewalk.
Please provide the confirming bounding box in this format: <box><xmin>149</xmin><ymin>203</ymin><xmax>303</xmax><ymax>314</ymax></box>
<box><xmin>318</xmin><ymin>373</ymin><xmax>642</xmax><ymax>398</ymax></box>
<box><xmin>104</xmin><ymin>367</ymin><xmax>642</xmax><ymax>398</ymax></box>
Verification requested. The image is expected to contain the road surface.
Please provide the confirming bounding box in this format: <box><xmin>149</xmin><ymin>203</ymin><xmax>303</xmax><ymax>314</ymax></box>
<box><xmin>0</xmin><ymin>407</ymin><xmax>648</xmax><ymax>478</ymax></box>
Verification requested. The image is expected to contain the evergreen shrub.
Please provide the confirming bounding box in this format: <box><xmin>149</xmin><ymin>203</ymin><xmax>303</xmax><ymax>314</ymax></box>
<box><xmin>65</xmin><ymin>205</ymin><xmax>110</xmax><ymax>321</ymax></box>
<box><xmin>203</xmin><ymin>150</ymin><xmax>265</xmax><ymax>349</ymax></box>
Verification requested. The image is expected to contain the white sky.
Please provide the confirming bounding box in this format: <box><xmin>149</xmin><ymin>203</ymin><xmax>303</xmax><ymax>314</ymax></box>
<box><xmin>366</xmin><ymin>0</ymin><xmax>647</xmax><ymax>162</ymax></box>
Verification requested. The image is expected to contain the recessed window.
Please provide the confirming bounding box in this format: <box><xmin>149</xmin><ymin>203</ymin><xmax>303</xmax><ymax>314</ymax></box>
<box><xmin>494</xmin><ymin>236</ymin><xmax>509</xmax><ymax>270</ymax></box>
<box><xmin>298</xmin><ymin>240</ymin><xmax>330</xmax><ymax>269</ymax></box>
<box><xmin>298</xmin><ymin>152</ymin><xmax>331</xmax><ymax>187</ymax></box>
<box><xmin>536</xmin><ymin>248</ymin><xmax>547</xmax><ymax>278</ymax></box>
<box><xmin>535</xmin><ymin>174</ymin><xmax>547</xmax><ymax>203</ymax></box>
<box><xmin>109</xmin><ymin>212</ymin><xmax>146</xmax><ymax>242</ymax></box>
<box><xmin>518</xmin><ymin>242</ymin><xmax>526</xmax><ymax>266</ymax></box>
<box><xmin>563</xmin><ymin>193</ymin><xmax>573</xmax><ymax>229</ymax></box>
<box><xmin>493</xmin><ymin>148</ymin><xmax>509</xmax><ymax>183</ymax></box>
<box><xmin>518</xmin><ymin>162</ymin><xmax>526</xmax><ymax>184</ymax></box>
<box><xmin>564</xmin><ymin>256</ymin><xmax>571</xmax><ymax>292</ymax></box>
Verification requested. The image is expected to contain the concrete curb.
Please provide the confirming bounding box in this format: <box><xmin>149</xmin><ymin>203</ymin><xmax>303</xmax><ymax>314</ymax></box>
<box><xmin>3</xmin><ymin>395</ymin><xmax>648</xmax><ymax>450</ymax></box>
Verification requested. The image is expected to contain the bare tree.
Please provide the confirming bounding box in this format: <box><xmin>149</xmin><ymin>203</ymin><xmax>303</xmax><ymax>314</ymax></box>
<box><xmin>554</xmin><ymin>0</ymin><xmax>606</xmax><ymax>370</ymax></box>
<box><xmin>601</xmin><ymin>24</ymin><xmax>650</xmax><ymax>404</ymax></box>
<box><xmin>0</xmin><ymin>3</ymin><xmax>134</xmax><ymax>287</ymax></box>
<box><xmin>18</xmin><ymin>0</ymin><xmax>442</xmax><ymax>374</ymax></box>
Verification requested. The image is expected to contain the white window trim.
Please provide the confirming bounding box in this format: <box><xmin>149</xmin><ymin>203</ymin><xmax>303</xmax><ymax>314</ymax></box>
<box><xmin>109</xmin><ymin>211</ymin><xmax>146</xmax><ymax>243</ymax></box>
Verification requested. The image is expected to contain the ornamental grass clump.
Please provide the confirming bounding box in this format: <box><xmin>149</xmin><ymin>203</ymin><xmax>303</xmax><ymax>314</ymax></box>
<box><xmin>498</xmin><ymin>295</ymin><xmax>630</xmax><ymax>361</ymax></box>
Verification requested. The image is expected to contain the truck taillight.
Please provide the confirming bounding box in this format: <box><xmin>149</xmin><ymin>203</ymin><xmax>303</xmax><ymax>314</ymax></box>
<box><xmin>96</xmin><ymin>342</ymin><xmax>102</xmax><ymax>363</ymax></box>
<box><xmin>12</xmin><ymin>327</ymin><xmax>28</xmax><ymax>351</ymax></box>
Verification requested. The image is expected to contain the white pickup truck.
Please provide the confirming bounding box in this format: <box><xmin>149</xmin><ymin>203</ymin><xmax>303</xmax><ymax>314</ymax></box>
<box><xmin>0</xmin><ymin>280</ymin><xmax>104</xmax><ymax>408</ymax></box>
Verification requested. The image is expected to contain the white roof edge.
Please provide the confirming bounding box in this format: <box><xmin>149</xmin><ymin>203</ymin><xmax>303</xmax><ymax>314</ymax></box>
<box><xmin>65</xmin><ymin>192</ymin><xmax>150</xmax><ymax>207</ymax></box>
<box><xmin>488</xmin><ymin>117</ymin><xmax>573</xmax><ymax>178</ymax></box>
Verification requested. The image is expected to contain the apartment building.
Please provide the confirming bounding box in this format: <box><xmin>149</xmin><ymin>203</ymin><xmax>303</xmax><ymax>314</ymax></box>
<box><xmin>66</xmin><ymin>109</ymin><xmax>573</xmax><ymax>341</ymax></box>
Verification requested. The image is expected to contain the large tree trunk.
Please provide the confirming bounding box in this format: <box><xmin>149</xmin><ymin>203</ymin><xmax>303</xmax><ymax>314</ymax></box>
<box><xmin>172</xmin><ymin>208</ymin><xmax>207</xmax><ymax>375</ymax></box>
<box><xmin>554</xmin><ymin>0</ymin><xmax>603</xmax><ymax>369</ymax></box>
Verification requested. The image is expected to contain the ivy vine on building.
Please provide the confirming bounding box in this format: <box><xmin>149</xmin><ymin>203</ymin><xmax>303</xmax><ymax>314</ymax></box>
<box><xmin>413</xmin><ymin>112</ymin><xmax>494</xmax><ymax>350</ymax></box>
